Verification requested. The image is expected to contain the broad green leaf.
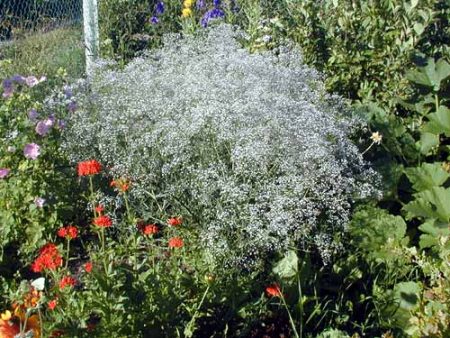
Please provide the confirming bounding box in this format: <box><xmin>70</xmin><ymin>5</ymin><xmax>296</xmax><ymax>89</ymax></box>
<box><xmin>419</xmin><ymin>132</ymin><xmax>439</xmax><ymax>154</ymax></box>
<box><xmin>393</xmin><ymin>281</ymin><xmax>421</xmax><ymax>310</ymax></box>
<box><xmin>273</xmin><ymin>250</ymin><xmax>298</xmax><ymax>279</ymax></box>
<box><xmin>403</xmin><ymin>187</ymin><xmax>450</xmax><ymax>222</ymax></box>
<box><xmin>387</xmin><ymin>281</ymin><xmax>422</xmax><ymax>331</ymax></box>
<box><xmin>425</xmin><ymin>106</ymin><xmax>450</xmax><ymax>137</ymax></box>
<box><xmin>406</xmin><ymin>58</ymin><xmax>450</xmax><ymax>91</ymax></box>
<box><xmin>418</xmin><ymin>219</ymin><xmax>450</xmax><ymax>249</ymax></box>
<box><xmin>404</xmin><ymin>162</ymin><xmax>449</xmax><ymax>191</ymax></box>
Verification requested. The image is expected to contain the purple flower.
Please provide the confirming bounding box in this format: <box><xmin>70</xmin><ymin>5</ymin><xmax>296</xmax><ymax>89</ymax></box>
<box><xmin>23</xmin><ymin>143</ymin><xmax>41</xmax><ymax>160</ymax></box>
<box><xmin>35</xmin><ymin>118</ymin><xmax>54</xmax><ymax>136</ymax></box>
<box><xmin>0</xmin><ymin>168</ymin><xmax>10</xmax><ymax>179</ymax></box>
<box><xmin>150</xmin><ymin>16</ymin><xmax>159</xmax><ymax>24</ymax></box>
<box><xmin>68</xmin><ymin>101</ymin><xmax>77</xmax><ymax>112</ymax></box>
<box><xmin>2</xmin><ymin>79</ymin><xmax>14</xmax><ymax>98</ymax></box>
<box><xmin>196</xmin><ymin>0</ymin><xmax>206</xmax><ymax>9</ymax></box>
<box><xmin>28</xmin><ymin>109</ymin><xmax>39</xmax><ymax>122</ymax></box>
<box><xmin>34</xmin><ymin>197</ymin><xmax>46</xmax><ymax>208</ymax></box>
<box><xmin>155</xmin><ymin>1</ymin><xmax>165</xmax><ymax>15</ymax></box>
<box><xmin>11</xmin><ymin>75</ymin><xmax>26</xmax><ymax>84</ymax></box>
<box><xmin>213</xmin><ymin>0</ymin><xmax>221</xmax><ymax>7</ymax></box>
<box><xmin>201</xmin><ymin>8</ymin><xmax>225</xmax><ymax>27</ymax></box>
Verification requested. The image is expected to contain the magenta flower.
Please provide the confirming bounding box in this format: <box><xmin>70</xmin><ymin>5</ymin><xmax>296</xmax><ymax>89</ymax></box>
<box><xmin>35</xmin><ymin>118</ymin><xmax>54</xmax><ymax>136</ymax></box>
<box><xmin>34</xmin><ymin>197</ymin><xmax>46</xmax><ymax>208</ymax></box>
<box><xmin>23</xmin><ymin>143</ymin><xmax>41</xmax><ymax>160</ymax></box>
<box><xmin>0</xmin><ymin>168</ymin><xmax>10</xmax><ymax>179</ymax></box>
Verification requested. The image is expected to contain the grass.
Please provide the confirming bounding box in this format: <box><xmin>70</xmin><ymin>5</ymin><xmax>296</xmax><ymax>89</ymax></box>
<box><xmin>0</xmin><ymin>25</ymin><xmax>85</xmax><ymax>80</ymax></box>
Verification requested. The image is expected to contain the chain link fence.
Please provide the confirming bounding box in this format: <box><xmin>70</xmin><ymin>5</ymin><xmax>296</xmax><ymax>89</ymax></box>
<box><xmin>0</xmin><ymin>0</ymin><xmax>82</xmax><ymax>41</ymax></box>
<box><xmin>0</xmin><ymin>0</ymin><xmax>86</xmax><ymax>79</ymax></box>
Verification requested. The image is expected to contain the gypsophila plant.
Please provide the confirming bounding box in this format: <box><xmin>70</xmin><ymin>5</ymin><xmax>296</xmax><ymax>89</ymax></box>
<box><xmin>64</xmin><ymin>25</ymin><xmax>378</xmax><ymax>270</ymax></box>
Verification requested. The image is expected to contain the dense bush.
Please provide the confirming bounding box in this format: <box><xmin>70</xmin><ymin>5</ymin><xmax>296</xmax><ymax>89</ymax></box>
<box><xmin>64</xmin><ymin>25</ymin><xmax>377</xmax><ymax>270</ymax></box>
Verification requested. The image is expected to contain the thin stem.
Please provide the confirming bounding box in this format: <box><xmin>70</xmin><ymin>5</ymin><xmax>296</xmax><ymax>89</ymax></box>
<box><xmin>65</xmin><ymin>238</ymin><xmax>70</xmax><ymax>269</ymax></box>
<box><xmin>297</xmin><ymin>276</ymin><xmax>304</xmax><ymax>338</ymax></box>
<box><xmin>280</xmin><ymin>292</ymin><xmax>300</xmax><ymax>338</ymax></box>
<box><xmin>361</xmin><ymin>141</ymin><xmax>375</xmax><ymax>155</ymax></box>
<box><xmin>89</xmin><ymin>176</ymin><xmax>96</xmax><ymax>218</ymax></box>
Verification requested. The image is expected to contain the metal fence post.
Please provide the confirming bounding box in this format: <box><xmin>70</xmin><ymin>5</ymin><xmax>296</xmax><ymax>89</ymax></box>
<box><xmin>83</xmin><ymin>0</ymin><xmax>99</xmax><ymax>76</ymax></box>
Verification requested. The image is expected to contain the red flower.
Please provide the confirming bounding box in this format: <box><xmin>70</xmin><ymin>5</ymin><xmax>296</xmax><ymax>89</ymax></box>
<box><xmin>93</xmin><ymin>215</ymin><xmax>112</xmax><ymax>227</ymax></box>
<box><xmin>59</xmin><ymin>275</ymin><xmax>76</xmax><ymax>290</ymax></box>
<box><xmin>77</xmin><ymin>160</ymin><xmax>102</xmax><ymax>176</ymax></box>
<box><xmin>57</xmin><ymin>227</ymin><xmax>67</xmax><ymax>238</ymax></box>
<box><xmin>57</xmin><ymin>226</ymin><xmax>78</xmax><ymax>240</ymax></box>
<box><xmin>95</xmin><ymin>205</ymin><xmax>104</xmax><ymax>214</ymax></box>
<box><xmin>167</xmin><ymin>217</ymin><xmax>182</xmax><ymax>226</ymax></box>
<box><xmin>31</xmin><ymin>243</ymin><xmax>63</xmax><ymax>273</ymax></box>
<box><xmin>110</xmin><ymin>178</ymin><xmax>130</xmax><ymax>192</ymax></box>
<box><xmin>84</xmin><ymin>262</ymin><xmax>93</xmax><ymax>273</ymax></box>
<box><xmin>142</xmin><ymin>224</ymin><xmax>158</xmax><ymax>236</ymax></box>
<box><xmin>168</xmin><ymin>237</ymin><xmax>184</xmax><ymax>248</ymax></box>
<box><xmin>48</xmin><ymin>299</ymin><xmax>57</xmax><ymax>310</ymax></box>
<box><xmin>265</xmin><ymin>283</ymin><xmax>282</xmax><ymax>297</ymax></box>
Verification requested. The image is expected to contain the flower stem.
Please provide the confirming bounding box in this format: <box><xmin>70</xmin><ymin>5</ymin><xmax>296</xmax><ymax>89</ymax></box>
<box><xmin>280</xmin><ymin>292</ymin><xmax>300</xmax><ymax>338</ymax></box>
<box><xmin>65</xmin><ymin>238</ymin><xmax>70</xmax><ymax>269</ymax></box>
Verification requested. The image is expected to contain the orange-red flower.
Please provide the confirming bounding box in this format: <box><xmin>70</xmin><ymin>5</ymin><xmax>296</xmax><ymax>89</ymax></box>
<box><xmin>48</xmin><ymin>299</ymin><xmax>57</xmax><ymax>310</ymax></box>
<box><xmin>84</xmin><ymin>262</ymin><xmax>93</xmax><ymax>273</ymax></box>
<box><xmin>95</xmin><ymin>205</ymin><xmax>104</xmax><ymax>214</ymax></box>
<box><xmin>31</xmin><ymin>243</ymin><xmax>63</xmax><ymax>273</ymax></box>
<box><xmin>77</xmin><ymin>160</ymin><xmax>102</xmax><ymax>176</ymax></box>
<box><xmin>142</xmin><ymin>224</ymin><xmax>158</xmax><ymax>236</ymax></box>
<box><xmin>93</xmin><ymin>215</ymin><xmax>112</xmax><ymax>227</ymax></box>
<box><xmin>265</xmin><ymin>283</ymin><xmax>282</xmax><ymax>297</ymax></box>
<box><xmin>57</xmin><ymin>225</ymin><xmax>78</xmax><ymax>240</ymax></box>
<box><xmin>59</xmin><ymin>275</ymin><xmax>76</xmax><ymax>290</ymax></box>
<box><xmin>110</xmin><ymin>178</ymin><xmax>130</xmax><ymax>192</ymax></box>
<box><xmin>168</xmin><ymin>237</ymin><xmax>184</xmax><ymax>248</ymax></box>
<box><xmin>167</xmin><ymin>217</ymin><xmax>182</xmax><ymax>226</ymax></box>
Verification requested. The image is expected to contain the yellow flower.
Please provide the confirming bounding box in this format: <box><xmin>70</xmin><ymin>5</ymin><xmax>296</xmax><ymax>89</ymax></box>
<box><xmin>0</xmin><ymin>310</ymin><xmax>11</xmax><ymax>321</ymax></box>
<box><xmin>183</xmin><ymin>0</ymin><xmax>194</xmax><ymax>8</ymax></box>
<box><xmin>181</xmin><ymin>8</ymin><xmax>192</xmax><ymax>17</ymax></box>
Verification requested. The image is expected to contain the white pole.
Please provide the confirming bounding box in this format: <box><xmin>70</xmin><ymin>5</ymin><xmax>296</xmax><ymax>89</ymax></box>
<box><xmin>83</xmin><ymin>0</ymin><xmax>99</xmax><ymax>77</ymax></box>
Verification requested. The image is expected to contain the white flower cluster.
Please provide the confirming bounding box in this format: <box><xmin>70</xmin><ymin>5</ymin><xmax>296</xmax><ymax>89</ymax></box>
<box><xmin>63</xmin><ymin>25</ymin><xmax>378</xmax><ymax>269</ymax></box>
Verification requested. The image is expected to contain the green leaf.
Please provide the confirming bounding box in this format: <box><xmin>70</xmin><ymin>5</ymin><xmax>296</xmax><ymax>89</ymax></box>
<box><xmin>349</xmin><ymin>206</ymin><xmax>409</xmax><ymax>263</ymax></box>
<box><xmin>418</xmin><ymin>219</ymin><xmax>450</xmax><ymax>249</ymax></box>
<box><xmin>273</xmin><ymin>250</ymin><xmax>298</xmax><ymax>279</ymax></box>
<box><xmin>406</xmin><ymin>58</ymin><xmax>450</xmax><ymax>91</ymax></box>
<box><xmin>425</xmin><ymin>106</ymin><xmax>450</xmax><ymax>137</ymax></box>
<box><xmin>393</xmin><ymin>281</ymin><xmax>421</xmax><ymax>310</ymax></box>
<box><xmin>419</xmin><ymin>131</ymin><xmax>439</xmax><ymax>155</ymax></box>
<box><xmin>403</xmin><ymin>187</ymin><xmax>450</xmax><ymax>222</ymax></box>
<box><xmin>404</xmin><ymin>163</ymin><xmax>449</xmax><ymax>191</ymax></box>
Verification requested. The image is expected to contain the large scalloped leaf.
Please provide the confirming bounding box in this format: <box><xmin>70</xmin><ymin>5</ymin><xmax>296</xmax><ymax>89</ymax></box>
<box><xmin>404</xmin><ymin>162</ymin><xmax>449</xmax><ymax>192</ymax></box>
<box><xmin>403</xmin><ymin>187</ymin><xmax>450</xmax><ymax>223</ymax></box>
<box><xmin>418</xmin><ymin>219</ymin><xmax>450</xmax><ymax>249</ymax></box>
<box><xmin>423</xmin><ymin>106</ymin><xmax>450</xmax><ymax>137</ymax></box>
<box><xmin>407</xmin><ymin>58</ymin><xmax>450</xmax><ymax>91</ymax></box>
